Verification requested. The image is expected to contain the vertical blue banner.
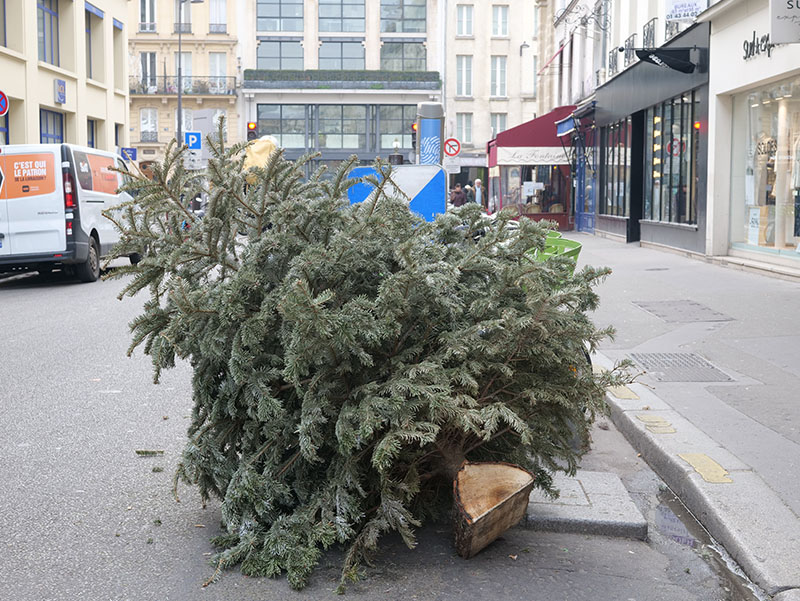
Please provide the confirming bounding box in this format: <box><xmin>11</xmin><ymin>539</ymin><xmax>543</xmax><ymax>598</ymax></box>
<box><xmin>418</xmin><ymin>118</ymin><xmax>442</xmax><ymax>165</ymax></box>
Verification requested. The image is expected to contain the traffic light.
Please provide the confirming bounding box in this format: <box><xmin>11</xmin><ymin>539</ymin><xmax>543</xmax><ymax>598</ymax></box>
<box><xmin>411</xmin><ymin>122</ymin><xmax>418</xmax><ymax>152</ymax></box>
<box><xmin>247</xmin><ymin>121</ymin><xmax>258</xmax><ymax>141</ymax></box>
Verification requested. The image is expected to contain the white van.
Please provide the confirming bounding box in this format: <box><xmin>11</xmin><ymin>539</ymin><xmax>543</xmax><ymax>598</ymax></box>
<box><xmin>0</xmin><ymin>143</ymin><xmax>132</xmax><ymax>282</ymax></box>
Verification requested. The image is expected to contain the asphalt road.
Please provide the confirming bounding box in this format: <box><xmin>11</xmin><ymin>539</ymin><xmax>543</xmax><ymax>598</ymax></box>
<box><xmin>0</xmin><ymin>266</ymin><xmax>749</xmax><ymax>601</ymax></box>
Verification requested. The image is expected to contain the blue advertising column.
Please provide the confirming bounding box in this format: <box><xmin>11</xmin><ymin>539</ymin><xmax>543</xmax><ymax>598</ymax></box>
<box><xmin>416</xmin><ymin>102</ymin><xmax>444</xmax><ymax>165</ymax></box>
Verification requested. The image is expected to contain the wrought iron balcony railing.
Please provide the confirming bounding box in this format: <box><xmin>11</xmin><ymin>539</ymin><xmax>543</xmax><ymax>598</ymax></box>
<box><xmin>209</xmin><ymin>23</ymin><xmax>226</xmax><ymax>33</ymax></box>
<box><xmin>607</xmin><ymin>50</ymin><xmax>618</xmax><ymax>76</ymax></box>
<box><xmin>138</xmin><ymin>22</ymin><xmax>156</xmax><ymax>32</ymax></box>
<box><xmin>140</xmin><ymin>131</ymin><xmax>158</xmax><ymax>143</ymax></box>
<box><xmin>643</xmin><ymin>18</ymin><xmax>657</xmax><ymax>48</ymax></box>
<box><xmin>130</xmin><ymin>75</ymin><xmax>237</xmax><ymax>95</ymax></box>
<box><xmin>666</xmin><ymin>19</ymin><xmax>683</xmax><ymax>40</ymax></box>
<box><xmin>624</xmin><ymin>34</ymin><xmax>637</xmax><ymax>67</ymax></box>
<box><xmin>174</xmin><ymin>22</ymin><xmax>191</xmax><ymax>34</ymax></box>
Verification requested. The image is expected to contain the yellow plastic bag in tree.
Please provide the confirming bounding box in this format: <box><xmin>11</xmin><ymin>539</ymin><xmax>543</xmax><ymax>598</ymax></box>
<box><xmin>244</xmin><ymin>136</ymin><xmax>279</xmax><ymax>184</ymax></box>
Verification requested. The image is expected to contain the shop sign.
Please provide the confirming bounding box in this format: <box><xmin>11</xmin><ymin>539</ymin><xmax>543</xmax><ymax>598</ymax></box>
<box><xmin>54</xmin><ymin>79</ymin><xmax>66</xmax><ymax>104</ymax></box>
<box><xmin>496</xmin><ymin>147</ymin><xmax>570</xmax><ymax>166</ymax></box>
<box><xmin>666</xmin><ymin>0</ymin><xmax>708</xmax><ymax>21</ymax></box>
<box><xmin>743</xmin><ymin>31</ymin><xmax>775</xmax><ymax>59</ymax></box>
<box><xmin>747</xmin><ymin>208</ymin><xmax>761</xmax><ymax>245</ymax></box>
<box><xmin>771</xmin><ymin>0</ymin><xmax>800</xmax><ymax>43</ymax></box>
<box><xmin>667</xmin><ymin>138</ymin><xmax>686</xmax><ymax>156</ymax></box>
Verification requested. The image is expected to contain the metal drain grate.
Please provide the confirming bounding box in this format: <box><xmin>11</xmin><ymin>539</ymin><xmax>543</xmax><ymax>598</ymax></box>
<box><xmin>630</xmin><ymin>352</ymin><xmax>733</xmax><ymax>382</ymax></box>
<box><xmin>632</xmin><ymin>300</ymin><xmax>733</xmax><ymax>323</ymax></box>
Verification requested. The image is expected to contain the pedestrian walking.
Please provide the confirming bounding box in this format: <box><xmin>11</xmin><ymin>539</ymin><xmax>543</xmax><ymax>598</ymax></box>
<box><xmin>465</xmin><ymin>184</ymin><xmax>474</xmax><ymax>204</ymax></box>
<box><xmin>474</xmin><ymin>179</ymin><xmax>486</xmax><ymax>209</ymax></box>
<box><xmin>450</xmin><ymin>182</ymin><xmax>467</xmax><ymax>207</ymax></box>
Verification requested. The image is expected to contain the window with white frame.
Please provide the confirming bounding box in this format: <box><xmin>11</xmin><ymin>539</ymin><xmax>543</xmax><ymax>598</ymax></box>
<box><xmin>456</xmin><ymin>113</ymin><xmax>472</xmax><ymax>144</ymax></box>
<box><xmin>210</xmin><ymin>108</ymin><xmax>228</xmax><ymax>141</ymax></box>
<box><xmin>456</xmin><ymin>55</ymin><xmax>472</xmax><ymax>97</ymax></box>
<box><xmin>457</xmin><ymin>5</ymin><xmax>472</xmax><ymax>36</ymax></box>
<box><xmin>175</xmin><ymin>51</ymin><xmax>192</xmax><ymax>92</ymax></box>
<box><xmin>209</xmin><ymin>52</ymin><xmax>227</xmax><ymax>92</ymax></box>
<box><xmin>140</xmin><ymin>107</ymin><xmax>158</xmax><ymax>142</ymax></box>
<box><xmin>140</xmin><ymin>52</ymin><xmax>156</xmax><ymax>89</ymax></box>
<box><xmin>175</xmin><ymin>108</ymin><xmax>193</xmax><ymax>132</ymax></box>
<box><xmin>209</xmin><ymin>0</ymin><xmax>226</xmax><ymax>32</ymax></box>
<box><xmin>492</xmin><ymin>5</ymin><xmax>508</xmax><ymax>36</ymax></box>
<box><xmin>491</xmin><ymin>55</ymin><xmax>506</xmax><ymax>96</ymax></box>
<box><xmin>491</xmin><ymin>113</ymin><xmax>507</xmax><ymax>136</ymax></box>
<box><xmin>139</xmin><ymin>0</ymin><xmax>155</xmax><ymax>32</ymax></box>
<box><xmin>175</xmin><ymin>0</ymin><xmax>191</xmax><ymax>32</ymax></box>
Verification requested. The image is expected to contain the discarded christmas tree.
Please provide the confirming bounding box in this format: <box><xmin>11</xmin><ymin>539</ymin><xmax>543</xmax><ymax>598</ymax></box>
<box><xmin>105</xmin><ymin>130</ymin><xmax>628</xmax><ymax>591</ymax></box>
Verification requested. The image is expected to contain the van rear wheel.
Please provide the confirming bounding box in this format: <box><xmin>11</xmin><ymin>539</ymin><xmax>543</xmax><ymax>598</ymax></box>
<box><xmin>77</xmin><ymin>238</ymin><xmax>100</xmax><ymax>283</ymax></box>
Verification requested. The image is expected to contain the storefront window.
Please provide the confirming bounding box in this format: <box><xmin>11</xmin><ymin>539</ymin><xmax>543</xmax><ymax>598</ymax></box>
<box><xmin>600</xmin><ymin>117</ymin><xmax>631</xmax><ymax>216</ymax></box>
<box><xmin>730</xmin><ymin>76</ymin><xmax>800</xmax><ymax>257</ymax></box>
<box><xmin>256</xmin><ymin>104</ymin><xmax>306</xmax><ymax>148</ymax></box>
<box><xmin>378</xmin><ymin>105</ymin><xmax>416</xmax><ymax>149</ymax></box>
<box><xmin>519</xmin><ymin>165</ymin><xmax>571</xmax><ymax>215</ymax></box>
<box><xmin>500</xmin><ymin>166</ymin><xmax>521</xmax><ymax>208</ymax></box>
<box><xmin>318</xmin><ymin>105</ymin><xmax>367</xmax><ymax>149</ymax></box>
<box><xmin>643</xmin><ymin>91</ymin><xmax>698</xmax><ymax>224</ymax></box>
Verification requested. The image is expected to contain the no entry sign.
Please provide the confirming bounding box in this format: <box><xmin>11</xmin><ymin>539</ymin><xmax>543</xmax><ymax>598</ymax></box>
<box><xmin>444</xmin><ymin>137</ymin><xmax>461</xmax><ymax>157</ymax></box>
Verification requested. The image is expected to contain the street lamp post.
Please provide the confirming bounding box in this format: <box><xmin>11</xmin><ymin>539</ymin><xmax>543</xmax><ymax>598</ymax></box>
<box><xmin>177</xmin><ymin>0</ymin><xmax>204</xmax><ymax>147</ymax></box>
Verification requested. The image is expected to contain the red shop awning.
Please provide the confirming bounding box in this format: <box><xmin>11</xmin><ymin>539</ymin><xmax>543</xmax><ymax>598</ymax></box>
<box><xmin>489</xmin><ymin>105</ymin><xmax>576</xmax><ymax>167</ymax></box>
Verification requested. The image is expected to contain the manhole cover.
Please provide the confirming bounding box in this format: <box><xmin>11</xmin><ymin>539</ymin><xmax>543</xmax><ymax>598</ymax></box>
<box><xmin>630</xmin><ymin>353</ymin><xmax>733</xmax><ymax>382</ymax></box>
<box><xmin>632</xmin><ymin>300</ymin><xmax>732</xmax><ymax>323</ymax></box>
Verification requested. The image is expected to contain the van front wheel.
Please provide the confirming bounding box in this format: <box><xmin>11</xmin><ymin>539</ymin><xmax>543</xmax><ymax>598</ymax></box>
<box><xmin>77</xmin><ymin>238</ymin><xmax>100</xmax><ymax>283</ymax></box>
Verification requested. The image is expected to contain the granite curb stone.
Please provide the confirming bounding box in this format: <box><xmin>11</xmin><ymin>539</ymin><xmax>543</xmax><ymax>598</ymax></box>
<box><xmin>595</xmin><ymin>351</ymin><xmax>800</xmax><ymax>597</ymax></box>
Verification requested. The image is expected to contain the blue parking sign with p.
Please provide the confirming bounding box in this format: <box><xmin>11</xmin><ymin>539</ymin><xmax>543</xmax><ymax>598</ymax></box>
<box><xmin>185</xmin><ymin>131</ymin><xmax>202</xmax><ymax>150</ymax></box>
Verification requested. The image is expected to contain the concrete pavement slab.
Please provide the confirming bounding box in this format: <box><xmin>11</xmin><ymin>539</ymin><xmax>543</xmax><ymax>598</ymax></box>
<box><xmin>774</xmin><ymin>590</ymin><xmax>800</xmax><ymax>601</ymax></box>
<box><xmin>525</xmin><ymin>470</ymin><xmax>648</xmax><ymax>540</ymax></box>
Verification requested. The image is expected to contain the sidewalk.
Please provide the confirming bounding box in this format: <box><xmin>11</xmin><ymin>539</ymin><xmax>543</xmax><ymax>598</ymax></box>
<box><xmin>573</xmin><ymin>233</ymin><xmax>800</xmax><ymax>600</ymax></box>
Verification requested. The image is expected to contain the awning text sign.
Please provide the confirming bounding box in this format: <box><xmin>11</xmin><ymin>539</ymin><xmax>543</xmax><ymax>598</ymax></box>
<box><xmin>771</xmin><ymin>1</ymin><xmax>800</xmax><ymax>44</ymax></box>
<box><xmin>496</xmin><ymin>147</ymin><xmax>570</xmax><ymax>166</ymax></box>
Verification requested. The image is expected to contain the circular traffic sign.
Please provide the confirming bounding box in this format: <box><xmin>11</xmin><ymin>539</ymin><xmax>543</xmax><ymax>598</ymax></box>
<box><xmin>0</xmin><ymin>91</ymin><xmax>8</xmax><ymax>117</ymax></box>
<box><xmin>444</xmin><ymin>137</ymin><xmax>461</xmax><ymax>157</ymax></box>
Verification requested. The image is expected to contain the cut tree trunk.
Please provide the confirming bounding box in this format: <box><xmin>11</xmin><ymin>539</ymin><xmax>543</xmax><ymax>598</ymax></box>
<box><xmin>452</xmin><ymin>461</ymin><xmax>535</xmax><ymax>559</ymax></box>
